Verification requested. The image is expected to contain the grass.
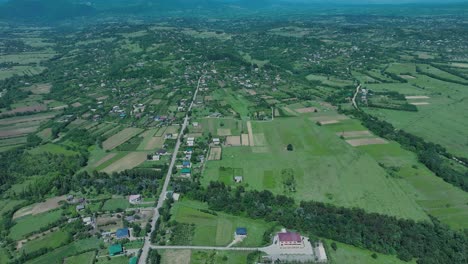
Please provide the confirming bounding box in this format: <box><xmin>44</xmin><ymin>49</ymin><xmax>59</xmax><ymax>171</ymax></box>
<box><xmin>102</xmin><ymin>127</ymin><xmax>143</xmax><ymax>150</ymax></box>
<box><xmin>21</xmin><ymin>230</ymin><xmax>70</xmax><ymax>254</ymax></box>
<box><xmin>97</xmin><ymin>255</ymin><xmax>131</xmax><ymax>264</ymax></box>
<box><xmin>171</xmin><ymin>199</ymin><xmax>275</xmax><ymax>247</ymax></box>
<box><xmin>306</xmin><ymin>74</ymin><xmax>354</xmax><ymax>87</ymax></box>
<box><xmin>202</xmin><ymin>117</ymin><xmax>429</xmax><ymax>221</ymax></box>
<box><xmin>199</xmin><ymin>118</ymin><xmax>245</xmax><ymax>136</ymax></box>
<box><xmin>0</xmin><ymin>247</ymin><xmax>10</xmax><ymax>263</ymax></box>
<box><xmin>0</xmin><ymin>199</ymin><xmax>25</xmax><ymax>215</ymax></box>
<box><xmin>25</xmin><ymin>238</ymin><xmax>101</xmax><ymax>264</ymax></box>
<box><xmin>9</xmin><ymin>209</ymin><xmax>63</xmax><ymax>240</ymax></box>
<box><xmin>29</xmin><ymin>143</ymin><xmax>78</xmax><ymax>156</ymax></box>
<box><xmin>358</xmin><ymin>142</ymin><xmax>468</xmax><ymax>230</ymax></box>
<box><xmin>102</xmin><ymin>198</ymin><xmax>131</xmax><ymax>212</ymax></box>
<box><xmin>191</xmin><ymin>250</ymin><xmax>251</xmax><ymax>264</ymax></box>
<box><xmin>327</xmin><ymin>240</ymin><xmax>416</xmax><ymax>264</ymax></box>
<box><xmin>64</xmin><ymin>251</ymin><xmax>96</xmax><ymax>264</ymax></box>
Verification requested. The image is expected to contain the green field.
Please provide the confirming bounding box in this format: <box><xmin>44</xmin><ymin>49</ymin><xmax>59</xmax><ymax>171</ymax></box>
<box><xmin>199</xmin><ymin>118</ymin><xmax>245</xmax><ymax>136</ymax></box>
<box><xmin>64</xmin><ymin>251</ymin><xmax>96</xmax><ymax>264</ymax></box>
<box><xmin>97</xmin><ymin>255</ymin><xmax>131</xmax><ymax>264</ymax></box>
<box><xmin>365</xmin><ymin>63</ymin><xmax>468</xmax><ymax>158</ymax></box>
<box><xmin>171</xmin><ymin>199</ymin><xmax>276</xmax><ymax>247</ymax></box>
<box><xmin>358</xmin><ymin>142</ymin><xmax>468</xmax><ymax>229</ymax></box>
<box><xmin>0</xmin><ymin>199</ymin><xmax>25</xmax><ymax>215</ymax></box>
<box><xmin>21</xmin><ymin>230</ymin><xmax>70</xmax><ymax>254</ymax></box>
<box><xmin>102</xmin><ymin>198</ymin><xmax>131</xmax><ymax>211</ymax></box>
<box><xmin>25</xmin><ymin>238</ymin><xmax>101</xmax><ymax>264</ymax></box>
<box><xmin>29</xmin><ymin>143</ymin><xmax>79</xmax><ymax>156</ymax></box>
<box><xmin>327</xmin><ymin>240</ymin><xmax>416</xmax><ymax>264</ymax></box>
<box><xmin>159</xmin><ymin>249</ymin><xmax>252</xmax><ymax>264</ymax></box>
<box><xmin>9</xmin><ymin>209</ymin><xmax>63</xmax><ymax>240</ymax></box>
<box><xmin>202</xmin><ymin>117</ymin><xmax>429</xmax><ymax>221</ymax></box>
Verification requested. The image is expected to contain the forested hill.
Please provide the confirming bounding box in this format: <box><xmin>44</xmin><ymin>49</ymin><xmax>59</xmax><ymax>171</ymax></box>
<box><xmin>1</xmin><ymin>0</ymin><xmax>467</xmax><ymax>23</ymax></box>
<box><xmin>0</xmin><ymin>0</ymin><xmax>95</xmax><ymax>21</ymax></box>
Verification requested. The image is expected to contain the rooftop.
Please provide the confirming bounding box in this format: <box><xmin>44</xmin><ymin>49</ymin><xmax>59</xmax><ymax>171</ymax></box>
<box><xmin>278</xmin><ymin>232</ymin><xmax>301</xmax><ymax>243</ymax></box>
<box><xmin>116</xmin><ymin>228</ymin><xmax>129</xmax><ymax>238</ymax></box>
<box><xmin>236</xmin><ymin>227</ymin><xmax>247</xmax><ymax>236</ymax></box>
<box><xmin>108</xmin><ymin>244</ymin><xmax>123</xmax><ymax>256</ymax></box>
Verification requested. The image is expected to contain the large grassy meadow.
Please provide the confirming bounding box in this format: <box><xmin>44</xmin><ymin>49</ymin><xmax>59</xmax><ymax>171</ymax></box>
<box><xmin>362</xmin><ymin>62</ymin><xmax>468</xmax><ymax>158</ymax></box>
<box><xmin>171</xmin><ymin>199</ymin><xmax>276</xmax><ymax>247</ymax></box>
<box><xmin>9</xmin><ymin>209</ymin><xmax>63</xmax><ymax>240</ymax></box>
<box><xmin>202</xmin><ymin>116</ymin><xmax>429</xmax><ymax>221</ymax></box>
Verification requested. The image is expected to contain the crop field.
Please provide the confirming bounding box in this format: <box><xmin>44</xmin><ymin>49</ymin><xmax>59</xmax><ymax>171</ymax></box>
<box><xmin>97</xmin><ymin>255</ymin><xmax>131</xmax><ymax>264</ymax></box>
<box><xmin>101</xmin><ymin>198</ymin><xmax>131</xmax><ymax>211</ymax></box>
<box><xmin>160</xmin><ymin>249</ymin><xmax>191</xmax><ymax>264</ymax></box>
<box><xmin>63</xmin><ymin>251</ymin><xmax>96</xmax><ymax>264</ymax></box>
<box><xmin>9</xmin><ymin>209</ymin><xmax>63</xmax><ymax>240</ymax></box>
<box><xmin>171</xmin><ymin>200</ymin><xmax>275</xmax><ymax>247</ymax></box>
<box><xmin>100</xmin><ymin>152</ymin><xmax>148</xmax><ymax>173</ymax></box>
<box><xmin>202</xmin><ymin>117</ymin><xmax>429</xmax><ymax>220</ymax></box>
<box><xmin>137</xmin><ymin>128</ymin><xmax>165</xmax><ymax>150</ymax></box>
<box><xmin>25</xmin><ymin>238</ymin><xmax>101</xmax><ymax>264</ymax></box>
<box><xmin>306</xmin><ymin>74</ymin><xmax>354</xmax><ymax>87</ymax></box>
<box><xmin>102</xmin><ymin>127</ymin><xmax>143</xmax><ymax>150</ymax></box>
<box><xmin>0</xmin><ymin>112</ymin><xmax>56</xmax><ymax>125</ymax></box>
<box><xmin>13</xmin><ymin>195</ymin><xmax>66</xmax><ymax>219</ymax></box>
<box><xmin>200</xmin><ymin>118</ymin><xmax>244</xmax><ymax>136</ymax></box>
<box><xmin>0</xmin><ymin>199</ymin><xmax>25</xmax><ymax>216</ymax></box>
<box><xmin>208</xmin><ymin>146</ymin><xmax>222</xmax><ymax>160</ymax></box>
<box><xmin>20</xmin><ymin>229</ymin><xmax>69</xmax><ymax>254</ymax></box>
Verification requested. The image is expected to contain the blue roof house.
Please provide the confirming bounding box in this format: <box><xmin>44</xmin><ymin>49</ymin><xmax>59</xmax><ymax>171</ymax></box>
<box><xmin>116</xmin><ymin>228</ymin><xmax>130</xmax><ymax>239</ymax></box>
<box><xmin>236</xmin><ymin>227</ymin><xmax>247</xmax><ymax>236</ymax></box>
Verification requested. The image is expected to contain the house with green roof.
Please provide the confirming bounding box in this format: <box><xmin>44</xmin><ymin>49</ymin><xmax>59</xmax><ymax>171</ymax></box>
<box><xmin>109</xmin><ymin>244</ymin><xmax>123</xmax><ymax>256</ymax></box>
<box><xmin>180</xmin><ymin>168</ymin><xmax>191</xmax><ymax>177</ymax></box>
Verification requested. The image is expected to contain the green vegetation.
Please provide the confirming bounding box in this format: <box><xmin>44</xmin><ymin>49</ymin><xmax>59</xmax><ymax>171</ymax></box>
<box><xmin>9</xmin><ymin>210</ymin><xmax>64</xmax><ymax>240</ymax></box>
<box><xmin>21</xmin><ymin>230</ymin><xmax>70</xmax><ymax>254</ymax></box>
<box><xmin>63</xmin><ymin>251</ymin><xmax>96</xmax><ymax>264</ymax></box>
<box><xmin>25</xmin><ymin>238</ymin><xmax>101</xmax><ymax>264</ymax></box>
<box><xmin>170</xmin><ymin>200</ymin><xmax>275</xmax><ymax>247</ymax></box>
<box><xmin>101</xmin><ymin>198</ymin><xmax>130</xmax><ymax>212</ymax></box>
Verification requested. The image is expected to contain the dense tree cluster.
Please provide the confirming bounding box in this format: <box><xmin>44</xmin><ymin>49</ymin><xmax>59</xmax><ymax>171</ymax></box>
<box><xmin>184</xmin><ymin>181</ymin><xmax>467</xmax><ymax>264</ymax></box>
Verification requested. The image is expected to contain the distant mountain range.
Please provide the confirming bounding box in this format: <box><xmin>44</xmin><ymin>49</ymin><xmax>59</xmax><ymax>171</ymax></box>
<box><xmin>0</xmin><ymin>0</ymin><xmax>467</xmax><ymax>23</ymax></box>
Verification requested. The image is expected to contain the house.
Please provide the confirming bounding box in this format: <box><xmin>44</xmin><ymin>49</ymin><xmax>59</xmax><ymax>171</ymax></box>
<box><xmin>278</xmin><ymin>231</ymin><xmax>304</xmax><ymax>248</ymax></box>
<box><xmin>157</xmin><ymin>149</ymin><xmax>168</xmax><ymax>155</ymax></box>
<box><xmin>116</xmin><ymin>228</ymin><xmax>130</xmax><ymax>239</ymax></box>
<box><xmin>235</xmin><ymin>227</ymin><xmax>247</xmax><ymax>236</ymax></box>
<box><xmin>125</xmin><ymin>215</ymin><xmax>136</xmax><ymax>223</ymax></box>
<box><xmin>182</xmin><ymin>161</ymin><xmax>191</xmax><ymax>168</ymax></box>
<box><xmin>82</xmin><ymin>216</ymin><xmax>94</xmax><ymax>226</ymax></box>
<box><xmin>109</xmin><ymin>244</ymin><xmax>123</xmax><ymax>256</ymax></box>
<box><xmin>173</xmin><ymin>193</ymin><xmax>180</xmax><ymax>201</ymax></box>
<box><xmin>152</xmin><ymin>154</ymin><xmax>160</xmax><ymax>161</ymax></box>
<box><xmin>234</xmin><ymin>176</ymin><xmax>243</xmax><ymax>183</ymax></box>
<box><xmin>184</xmin><ymin>148</ymin><xmax>193</xmax><ymax>154</ymax></box>
<box><xmin>181</xmin><ymin>168</ymin><xmax>191</xmax><ymax>177</ymax></box>
<box><xmin>212</xmin><ymin>138</ymin><xmax>220</xmax><ymax>145</ymax></box>
<box><xmin>129</xmin><ymin>194</ymin><xmax>142</xmax><ymax>204</ymax></box>
<box><xmin>76</xmin><ymin>204</ymin><xmax>85</xmax><ymax>212</ymax></box>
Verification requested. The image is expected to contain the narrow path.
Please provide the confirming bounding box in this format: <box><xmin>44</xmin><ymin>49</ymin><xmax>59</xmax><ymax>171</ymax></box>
<box><xmin>352</xmin><ymin>84</ymin><xmax>361</xmax><ymax>110</ymax></box>
<box><xmin>138</xmin><ymin>75</ymin><xmax>204</xmax><ymax>264</ymax></box>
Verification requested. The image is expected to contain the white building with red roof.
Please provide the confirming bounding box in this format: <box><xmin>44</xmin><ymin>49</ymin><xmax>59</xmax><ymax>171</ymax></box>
<box><xmin>278</xmin><ymin>230</ymin><xmax>304</xmax><ymax>248</ymax></box>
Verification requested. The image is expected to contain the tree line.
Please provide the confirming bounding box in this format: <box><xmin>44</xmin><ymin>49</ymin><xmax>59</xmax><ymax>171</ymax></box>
<box><xmin>180</xmin><ymin>181</ymin><xmax>467</xmax><ymax>264</ymax></box>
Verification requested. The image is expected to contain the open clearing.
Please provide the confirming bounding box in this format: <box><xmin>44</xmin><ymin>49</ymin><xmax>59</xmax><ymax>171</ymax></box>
<box><xmin>64</xmin><ymin>251</ymin><xmax>96</xmax><ymax>264</ymax></box>
<box><xmin>0</xmin><ymin>126</ymin><xmax>38</xmax><ymax>138</ymax></box>
<box><xmin>405</xmin><ymin>96</ymin><xmax>430</xmax><ymax>99</ymax></box>
<box><xmin>346</xmin><ymin>138</ymin><xmax>388</xmax><ymax>146</ymax></box>
<box><xmin>0</xmin><ymin>112</ymin><xmax>56</xmax><ymax>125</ymax></box>
<box><xmin>24</xmin><ymin>238</ymin><xmax>100</xmax><ymax>264</ymax></box>
<box><xmin>217</xmin><ymin>128</ymin><xmax>231</xmax><ymax>136</ymax></box>
<box><xmin>246</xmin><ymin>121</ymin><xmax>254</xmax><ymax>146</ymax></box>
<box><xmin>102</xmin><ymin>127</ymin><xmax>143</xmax><ymax>150</ymax></box>
<box><xmin>101</xmin><ymin>152</ymin><xmax>148</xmax><ymax>173</ymax></box>
<box><xmin>9</xmin><ymin>209</ymin><xmax>63</xmax><ymax>240</ymax></box>
<box><xmin>410</xmin><ymin>102</ymin><xmax>430</xmax><ymax>105</ymax></box>
<box><xmin>203</xmin><ymin>117</ymin><xmax>430</xmax><ymax>221</ymax></box>
<box><xmin>225</xmin><ymin>136</ymin><xmax>241</xmax><ymax>146</ymax></box>
<box><xmin>171</xmin><ymin>199</ymin><xmax>275</xmax><ymax>247</ymax></box>
<box><xmin>295</xmin><ymin>107</ymin><xmax>317</xmax><ymax>113</ymax></box>
<box><xmin>93</xmin><ymin>153</ymin><xmax>118</xmax><ymax>168</ymax></box>
<box><xmin>241</xmin><ymin>134</ymin><xmax>249</xmax><ymax>146</ymax></box>
<box><xmin>208</xmin><ymin>147</ymin><xmax>222</xmax><ymax>160</ymax></box>
<box><xmin>161</xmin><ymin>249</ymin><xmax>191</xmax><ymax>264</ymax></box>
<box><xmin>336</xmin><ymin>130</ymin><xmax>372</xmax><ymax>138</ymax></box>
<box><xmin>13</xmin><ymin>195</ymin><xmax>66</xmax><ymax>219</ymax></box>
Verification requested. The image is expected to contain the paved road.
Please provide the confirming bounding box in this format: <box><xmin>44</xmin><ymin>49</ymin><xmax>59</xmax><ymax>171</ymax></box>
<box><xmin>149</xmin><ymin>245</ymin><xmax>259</xmax><ymax>251</ymax></box>
<box><xmin>352</xmin><ymin>84</ymin><xmax>361</xmax><ymax>110</ymax></box>
<box><xmin>138</xmin><ymin>76</ymin><xmax>204</xmax><ymax>264</ymax></box>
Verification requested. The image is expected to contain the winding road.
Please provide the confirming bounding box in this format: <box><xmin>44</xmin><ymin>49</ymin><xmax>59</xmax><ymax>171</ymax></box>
<box><xmin>352</xmin><ymin>84</ymin><xmax>361</xmax><ymax>110</ymax></box>
<box><xmin>138</xmin><ymin>75</ymin><xmax>204</xmax><ymax>264</ymax></box>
